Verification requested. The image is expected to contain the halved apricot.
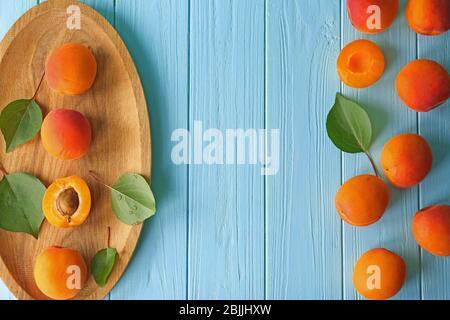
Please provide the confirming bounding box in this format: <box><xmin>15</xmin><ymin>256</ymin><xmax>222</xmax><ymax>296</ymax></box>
<box><xmin>337</xmin><ymin>39</ymin><xmax>385</xmax><ymax>88</ymax></box>
<box><xmin>43</xmin><ymin>176</ymin><xmax>91</xmax><ymax>228</ymax></box>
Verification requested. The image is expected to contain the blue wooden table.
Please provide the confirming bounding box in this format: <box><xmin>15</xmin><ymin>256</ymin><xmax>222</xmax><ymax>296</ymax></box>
<box><xmin>0</xmin><ymin>0</ymin><xmax>449</xmax><ymax>300</ymax></box>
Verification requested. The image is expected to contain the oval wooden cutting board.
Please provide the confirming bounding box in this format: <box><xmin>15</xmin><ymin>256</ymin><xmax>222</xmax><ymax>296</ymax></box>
<box><xmin>0</xmin><ymin>0</ymin><xmax>151</xmax><ymax>300</ymax></box>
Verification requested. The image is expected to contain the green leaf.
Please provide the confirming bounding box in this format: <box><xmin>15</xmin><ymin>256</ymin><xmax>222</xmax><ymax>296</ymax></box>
<box><xmin>111</xmin><ymin>173</ymin><xmax>156</xmax><ymax>225</ymax></box>
<box><xmin>0</xmin><ymin>99</ymin><xmax>42</xmax><ymax>153</ymax></box>
<box><xmin>326</xmin><ymin>93</ymin><xmax>373</xmax><ymax>153</ymax></box>
<box><xmin>91</xmin><ymin>247</ymin><xmax>118</xmax><ymax>287</ymax></box>
<box><xmin>0</xmin><ymin>173</ymin><xmax>46</xmax><ymax>238</ymax></box>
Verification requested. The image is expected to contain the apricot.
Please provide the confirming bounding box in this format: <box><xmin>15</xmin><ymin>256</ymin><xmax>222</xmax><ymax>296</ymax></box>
<box><xmin>347</xmin><ymin>0</ymin><xmax>399</xmax><ymax>34</ymax></box>
<box><xmin>34</xmin><ymin>246</ymin><xmax>88</xmax><ymax>300</ymax></box>
<box><xmin>335</xmin><ymin>175</ymin><xmax>390</xmax><ymax>227</ymax></box>
<box><xmin>396</xmin><ymin>60</ymin><xmax>450</xmax><ymax>112</ymax></box>
<box><xmin>45</xmin><ymin>43</ymin><xmax>97</xmax><ymax>96</ymax></box>
<box><xmin>381</xmin><ymin>133</ymin><xmax>432</xmax><ymax>188</ymax></box>
<box><xmin>412</xmin><ymin>205</ymin><xmax>450</xmax><ymax>256</ymax></box>
<box><xmin>41</xmin><ymin>109</ymin><xmax>92</xmax><ymax>160</ymax></box>
<box><xmin>406</xmin><ymin>0</ymin><xmax>450</xmax><ymax>36</ymax></box>
<box><xmin>43</xmin><ymin>176</ymin><xmax>91</xmax><ymax>228</ymax></box>
<box><xmin>337</xmin><ymin>39</ymin><xmax>385</xmax><ymax>88</ymax></box>
<box><xmin>353</xmin><ymin>248</ymin><xmax>406</xmax><ymax>300</ymax></box>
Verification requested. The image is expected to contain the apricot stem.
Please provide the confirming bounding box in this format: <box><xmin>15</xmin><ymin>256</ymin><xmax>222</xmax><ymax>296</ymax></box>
<box><xmin>31</xmin><ymin>71</ymin><xmax>45</xmax><ymax>101</ymax></box>
<box><xmin>107</xmin><ymin>226</ymin><xmax>111</xmax><ymax>248</ymax></box>
<box><xmin>89</xmin><ymin>170</ymin><xmax>112</xmax><ymax>189</ymax></box>
<box><xmin>365</xmin><ymin>151</ymin><xmax>380</xmax><ymax>177</ymax></box>
<box><xmin>0</xmin><ymin>162</ymin><xmax>8</xmax><ymax>176</ymax></box>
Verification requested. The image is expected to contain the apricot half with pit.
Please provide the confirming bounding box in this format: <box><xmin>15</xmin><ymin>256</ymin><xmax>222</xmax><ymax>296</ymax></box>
<box><xmin>34</xmin><ymin>246</ymin><xmax>88</xmax><ymax>300</ymax></box>
<box><xmin>337</xmin><ymin>39</ymin><xmax>385</xmax><ymax>88</ymax></box>
<box><xmin>41</xmin><ymin>109</ymin><xmax>92</xmax><ymax>160</ymax></box>
<box><xmin>381</xmin><ymin>133</ymin><xmax>433</xmax><ymax>188</ymax></box>
<box><xmin>335</xmin><ymin>175</ymin><xmax>390</xmax><ymax>226</ymax></box>
<box><xmin>412</xmin><ymin>205</ymin><xmax>450</xmax><ymax>256</ymax></box>
<box><xmin>353</xmin><ymin>248</ymin><xmax>406</xmax><ymax>300</ymax></box>
<box><xmin>43</xmin><ymin>176</ymin><xmax>91</xmax><ymax>228</ymax></box>
<box><xmin>45</xmin><ymin>43</ymin><xmax>97</xmax><ymax>96</ymax></box>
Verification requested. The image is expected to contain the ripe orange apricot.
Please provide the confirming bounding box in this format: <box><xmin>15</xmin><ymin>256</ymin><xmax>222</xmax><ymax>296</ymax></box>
<box><xmin>43</xmin><ymin>176</ymin><xmax>91</xmax><ymax>228</ymax></box>
<box><xmin>34</xmin><ymin>246</ymin><xmax>88</xmax><ymax>300</ymax></box>
<box><xmin>406</xmin><ymin>0</ymin><xmax>450</xmax><ymax>36</ymax></box>
<box><xmin>353</xmin><ymin>248</ymin><xmax>406</xmax><ymax>300</ymax></box>
<box><xmin>396</xmin><ymin>60</ymin><xmax>450</xmax><ymax>112</ymax></box>
<box><xmin>381</xmin><ymin>133</ymin><xmax>432</xmax><ymax>188</ymax></box>
<box><xmin>41</xmin><ymin>109</ymin><xmax>92</xmax><ymax>160</ymax></box>
<box><xmin>347</xmin><ymin>0</ymin><xmax>399</xmax><ymax>34</ymax></box>
<box><xmin>337</xmin><ymin>39</ymin><xmax>385</xmax><ymax>88</ymax></box>
<box><xmin>335</xmin><ymin>175</ymin><xmax>390</xmax><ymax>226</ymax></box>
<box><xmin>412</xmin><ymin>205</ymin><xmax>450</xmax><ymax>256</ymax></box>
<box><xmin>45</xmin><ymin>43</ymin><xmax>97</xmax><ymax>96</ymax></box>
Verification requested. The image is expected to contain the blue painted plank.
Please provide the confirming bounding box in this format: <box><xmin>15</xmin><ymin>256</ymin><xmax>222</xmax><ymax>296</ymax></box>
<box><xmin>81</xmin><ymin>0</ymin><xmax>115</xmax><ymax>24</ymax></box>
<box><xmin>188</xmin><ymin>0</ymin><xmax>265</xmax><ymax>299</ymax></box>
<box><xmin>0</xmin><ymin>1</ymin><xmax>37</xmax><ymax>40</ymax></box>
<box><xmin>0</xmin><ymin>0</ymin><xmax>37</xmax><ymax>301</ymax></box>
<box><xmin>111</xmin><ymin>0</ymin><xmax>189</xmax><ymax>299</ymax></box>
<box><xmin>341</xmin><ymin>0</ymin><xmax>421</xmax><ymax>300</ymax></box>
<box><xmin>418</xmin><ymin>32</ymin><xmax>450</xmax><ymax>300</ymax></box>
<box><xmin>265</xmin><ymin>0</ymin><xmax>342</xmax><ymax>299</ymax></box>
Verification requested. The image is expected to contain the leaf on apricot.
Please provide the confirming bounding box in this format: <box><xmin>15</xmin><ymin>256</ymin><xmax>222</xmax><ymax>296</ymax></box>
<box><xmin>91</xmin><ymin>247</ymin><xmax>118</xmax><ymax>287</ymax></box>
<box><xmin>110</xmin><ymin>173</ymin><xmax>156</xmax><ymax>225</ymax></box>
<box><xmin>0</xmin><ymin>99</ymin><xmax>42</xmax><ymax>153</ymax></box>
<box><xmin>0</xmin><ymin>172</ymin><xmax>46</xmax><ymax>238</ymax></box>
<box><xmin>326</xmin><ymin>93</ymin><xmax>372</xmax><ymax>153</ymax></box>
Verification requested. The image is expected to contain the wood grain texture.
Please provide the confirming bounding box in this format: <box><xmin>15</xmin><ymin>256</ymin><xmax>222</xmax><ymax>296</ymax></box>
<box><xmin>111</xmin><ymin>0</ymin><xmax>188</xmax><ymax>300</ymax></box>
<box><xmin>188</xmin><ymin>0</ymin><xmax>265</xmax><ymax>299</ymax></box>
<box><xmin>0</xmin><ymin>0</ymin><xmax>37</xmax><ymax>301</ymax></box>
<box><xmin>79</xmin><ymin>0</ymin><xmax>115</xmax><ymax>301</ymax></box>
<box><xmin>341</xmin><ymin>0</ymin><xmax>421</xmax><ymax>300</ymax></box>
<box><xmin>418</xmin><ymin>33</ymin><xmax>450</xmax><ymax>300</ymax></box>
<box><xmin>0</xmin><ymin>0</ymin><xmax>150</xmax><ymax>300</ymax></box>
<box><xmin>266</xmin><ymin>0</ymin><xmax>342</xmax><ymax>299</ymax></box>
